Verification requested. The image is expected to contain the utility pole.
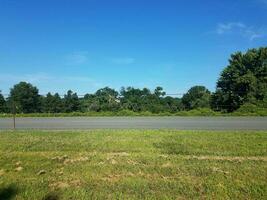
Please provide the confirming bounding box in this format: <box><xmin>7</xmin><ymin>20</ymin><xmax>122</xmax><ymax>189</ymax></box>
<box><xmin>12</xmin><ymin>100</ymin><xmax>16</xmax><ymax>130</ymax></box>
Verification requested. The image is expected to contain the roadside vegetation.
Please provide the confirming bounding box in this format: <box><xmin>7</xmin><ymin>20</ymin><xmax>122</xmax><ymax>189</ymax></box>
<box><xmin>0</xmin><ymin>106</ymin><xmax>267</xmax><ymax>117</ymax></box>
<box><xmin>0</xmin><ymin>130</ymin><xmax>266</xmax><ymax>199</ymax></box>
<box><xmin>0</xmin><ymin>47</ymin><xmax>267</xmax><ymax>116</ymax></box>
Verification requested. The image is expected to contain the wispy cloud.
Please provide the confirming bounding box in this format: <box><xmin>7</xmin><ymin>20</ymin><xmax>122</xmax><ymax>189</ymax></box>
<box><xmin>216</xmin><ymin>22</ymin><xmax>266</xmax><ymax>41</ymax></box>
<box><xmin>65</xmin><ymin>51</ymin><xmax>89</xmax><ymax>65</ymax></box>
<box><xmin>0</xmin><ymin>73</ymin><xmax>103</xmax><ymax>94</ymax></box>
<box><xmin>259</xmin><ymin>0</ymin><xmax>267</xmax><ymax>6</ymax></box>
<box><xmin>0</xmin><ymin>73</ymin><xmax>52</xmax><ymax>84</ymax></box>
<box><xmin>216</xmin><ymin>22</ymin><xmax>246</xmax><ymax>34</ymax></box>
<box><xmin>111</xmin><ymin>57</ymin><xmax>135</xmax><ymax>65</ymax></box>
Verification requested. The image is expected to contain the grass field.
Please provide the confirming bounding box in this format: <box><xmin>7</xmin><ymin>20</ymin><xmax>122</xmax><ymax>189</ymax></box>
<box><xmin>0</xmin><ymin>130</ymin><xmax>266</xmax><ymax>200</ymax></box>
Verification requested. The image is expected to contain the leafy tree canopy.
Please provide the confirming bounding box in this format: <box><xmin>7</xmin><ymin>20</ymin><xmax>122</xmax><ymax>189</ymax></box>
<box><xmin>42</xmin><ymin>92</ymin><xmax>63</xmax><ymax>113</ymax></box>
<box><xmin>0</xmin><ymin>91</ymin><xmax>7</xmax><ymax>113</ymax></box>
<box><xmin>9</xmin><ymin>82</ymin><xmax>41</xmax><ymax>113</ymax></box>
<box><xmin>211</xmin><ymin>47</ymin><xmax>267</xmax><ymax>112</ymax></box>
<box><xmin>63</xmin><ymin>90</ymin><xmax>80</xmax><ymax>113</ymax></box>
<box><xmin>182</xmin><ymin>86</ymin><xmax>211</xmax><ymax>110</ymax></box>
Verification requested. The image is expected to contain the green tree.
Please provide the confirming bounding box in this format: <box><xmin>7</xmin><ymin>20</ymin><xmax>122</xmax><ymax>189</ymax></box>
<box><xmin>81</xmin><ymin>87</ymin><xmax>120</xmax><ymax>112</ymax></box>
<box><xmin>211</xmin><ymin>47</ymin><xmax>267</xmax><ymax>112</ymax></box>
<box><xmin>63</xmin><ymin>90</ymin><xmax>80</xmax><ymax>112</ymax></box>
<box><xmin>94</xmin><ymin>87</ymin><xmax>120</xmax><ymax>111</ymax></box>
<box><xmin>9</xmin><ymin>82</ymin><xmax>41</xmax><ymax>113</ymax></box>
<box><xmin>80</xmin><ymin>94</ymin><xmax>100</xmax><ymax>112</ymax></box>
<box><xmin>182</xmin><ymin>86</ymin><xmax>211</xmax><ymax>110</ymax></box>
<box><xmin>43</xmin><ymin>93</ymin><xmax>64</xmax><ymax>113</ymax></box>
<box><xmin>120</xmin><ymin>86</ymin><xmax>169</xmax><ymax>113</ymax></box>
<box><xmin>162</xmin><ymin>96</ymin><xmax>183</xmax><ymax>113</ymax></box>
<box><xmin>120</xmin><ymin>87</ymin><xmax>151</xmax><ymax>112</ymax></box>
<box><xmin>154</xmin><ymin>86</ymin><xmax>166</xmax><ymax>97</ymax></box>
<box><xmin>0</xmin><ymin>91</ymin><xmax>7</xmax><ymax>113</ymax></box>
<box><xmin>146</xmin><ymin>87</ymin><xmax>167</xmax><ymax>113</ymax></box>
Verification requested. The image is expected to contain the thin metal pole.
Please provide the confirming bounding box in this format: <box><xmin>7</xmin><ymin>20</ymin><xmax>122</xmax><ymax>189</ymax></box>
<box><xmin>12</xmin><ymin>101</ymin><xmax>16</xmax><ymax>130</ymax></box>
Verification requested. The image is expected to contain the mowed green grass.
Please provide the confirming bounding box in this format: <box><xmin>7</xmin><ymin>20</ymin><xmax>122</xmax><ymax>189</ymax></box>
<box><xmin>0</xmin><ymin>130</ymin><xmax>266</xmax><ymax>200</ymax></box>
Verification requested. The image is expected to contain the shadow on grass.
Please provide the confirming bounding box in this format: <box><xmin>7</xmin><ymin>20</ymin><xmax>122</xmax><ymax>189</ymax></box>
<box><xmin>42</xmin><ymin>192</ymin><xmax>60</xmax><ymax>200</ymax></box>
<box><xmin>0</xmin><ymin>185</ymin><xmax>18</xmax><ymax>200</ymax></box>
<box><xmin>153</xmin><ymin>140</ymin><xmax>190</xmax><ymax>155</ymax></box>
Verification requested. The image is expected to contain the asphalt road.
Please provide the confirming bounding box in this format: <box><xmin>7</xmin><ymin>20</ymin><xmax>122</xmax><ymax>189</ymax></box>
<box><xmin>0</xmin><ymin>117</ymin><xmax>267</xmax><ymax>130</ymax></box>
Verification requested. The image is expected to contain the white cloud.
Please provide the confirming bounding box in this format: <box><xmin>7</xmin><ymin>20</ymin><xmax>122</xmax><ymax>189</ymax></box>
<box><xmin>111</xmin><ymin>57</ymin><xmax>135</xmax><ymax>65</ymax></box>
<box><xmin>216</xmin><ymin>22</ymin><xmax>266</xmax><ymax>41</ymax></box>
<box><xmin>0</xmin><ymin>73</ymin><xmax>51</xmax><ymax>83</ymax></box>
<box><xmin>0</xmin><ymin>73</ymin><xmax>103</xmax><ymax>94</ymax></box>
<box><xmin>65</xmin><ymin>51</ymin><xmax>89</xmax><ymax>65</ymax></box>
<box><xmin>216</xmin><ymin>22</ymin><xmax>246</xmax><ymax>34</ymax></box>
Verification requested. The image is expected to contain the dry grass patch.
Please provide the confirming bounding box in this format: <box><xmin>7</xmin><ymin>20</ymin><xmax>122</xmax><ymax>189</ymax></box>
<box><xmin>0</xmin><ymin>130</ymin><xmax>266</xmax><ymax>199</ymax></box>
<box><xmin>184</xmin><ymin>155</ymin><xmax>267</xmax><ymax>162</ymax></box>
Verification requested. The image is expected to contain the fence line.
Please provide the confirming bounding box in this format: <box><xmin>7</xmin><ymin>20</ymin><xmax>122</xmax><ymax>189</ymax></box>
<box><xmin>2</xmin><ymin>93</ymin><xmax>185</xmax><ymax>98</ymax></box>
<box><xmin>2</xmin><ymin>91</ymin><xmax>256</xmax><ymax>98</ymax></box>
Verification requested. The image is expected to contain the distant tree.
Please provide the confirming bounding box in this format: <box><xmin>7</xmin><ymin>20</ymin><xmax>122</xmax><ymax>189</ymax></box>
<box><xmin>182</xmin><ymin>86</ymin><xmax>211</xmax><ymax>110</ymax></box>
<box><xmin>63</xmin><ymin>90</ymin><xmax>80</xmax><ymax>112</ymax></box>
<box><xmin>80</xmin><ymin>94</ymin><xmax>100</xmax><ymax>112</ymax></box>
<box><xmin>120</xmin><ymin>86</ymin><xmax>168</xmax><ymax>113</ymax></box>
<box><xmin>94</xmin><ymin>87</ymin><xmax>120</xmax><ymax>111</ymax></box>
<box><xmin>211</xmin><ymin>47</ymin><xmax>267</xmax><ymax>112</ymax></box>
<box><xmin>43</xmin><ymin>93</ymin><xmax>64</xmax><ymax>113</ymax></box>
<box><xmin>0</xmin><ymin>91</ymin><xmax>7</xmax><ymax>113</ymax></box>
<box><xmin>9</xmin><ymin>82</ymin><xmax>41</xmax><ymax>113</ymax></box>
<box><xmin>81</xmin><ymin>87</ymin><xmax>120</xmax><ymax>112</ymax></box>
<box><xmin>120</xmin><ymin>87</ymin><xmax>151</xmax><ymax>112</ymax></box>
<box><xmin>154</xmin><ymin>86</ymin><xmax>166</xmax><ymax>97</ymax></box>
<box><xmin>147</xmin><ymin>87</ymin><xmax>167</xmax><ymax>113</ymax></box>
<box><xmin>162</xmin><ymin>96</ymin><xmax>183</xmax><ymax>112</ymax></box>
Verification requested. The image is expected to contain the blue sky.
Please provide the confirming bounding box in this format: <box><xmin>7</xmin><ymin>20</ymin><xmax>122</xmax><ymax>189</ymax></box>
<box><xmin>0</xmin><ymin>0</ymin><xmax>267</xmax><ymax>95</ymax></box>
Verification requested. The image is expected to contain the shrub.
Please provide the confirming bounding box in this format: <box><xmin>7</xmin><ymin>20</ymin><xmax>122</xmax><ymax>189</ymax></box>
<box><xmin>233</xmin><ymin>103</ymin><xmax>267</xmax><ymax>116</ymax></box>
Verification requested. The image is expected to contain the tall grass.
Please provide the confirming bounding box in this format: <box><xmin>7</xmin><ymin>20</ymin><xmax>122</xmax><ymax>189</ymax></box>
<box><xmin>0</xmin><ymin>106</ymin><xmax>266</xmax><ymax>117</ymax></box>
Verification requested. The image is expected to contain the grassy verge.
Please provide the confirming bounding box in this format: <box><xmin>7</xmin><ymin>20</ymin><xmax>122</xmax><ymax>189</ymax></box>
<box><xmin>0</xmin><ymin>108</ymin><xmax>267</xmax><ymax>117</ymax></box>
<box><xmin>0</xmin><ymin>130</ymin><xmax>266</xmax><ymax>199</ymax></box>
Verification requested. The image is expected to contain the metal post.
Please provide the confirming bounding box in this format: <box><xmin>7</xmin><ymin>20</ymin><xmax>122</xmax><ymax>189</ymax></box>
<box><xmin>12</xmin><ymin>100</ymin><xmax>16</xmax><ymax>130</ymax></box>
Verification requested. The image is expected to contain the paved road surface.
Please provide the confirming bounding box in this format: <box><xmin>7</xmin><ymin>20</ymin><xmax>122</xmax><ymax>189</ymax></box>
<box><xmin>0</xmin><ymin>117</ymin><xmax>266</xmax><ymax>130</ymax></box>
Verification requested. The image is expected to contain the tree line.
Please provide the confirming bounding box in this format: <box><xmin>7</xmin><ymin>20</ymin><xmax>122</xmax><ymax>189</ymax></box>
<box><xmin>0</xmin><ymin>47</ymin><xmax>266</xmax><ymax>114</ymax></box>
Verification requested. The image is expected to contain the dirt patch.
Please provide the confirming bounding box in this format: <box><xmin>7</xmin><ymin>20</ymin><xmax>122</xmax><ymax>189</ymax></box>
<box><xmin>14</xmin><ymin>161</ymin><xmax>23</xmax><ymax>172</ymax></box>
<box><xmin>54</xmin><ymin>167</ymin><xmax>64</xmax><ymax>176</ymax></box>
<box><xmin>107</xmin><ymin>152</ymin><xmax>129</xmax><ymax>157</ymax></box>
<box><xmin>63</xmin><ymin>157</ymin><xmax>89</xmax><ymax>165</ymax></box>
<box><xmin>159</xmin><ymin>154</ymin><xmax>169</xmax><ymax>158</ymax></box>
<box><xmin>101</xmin><ymin>171</ymin><xmax>162</xmax><ymax>182</ymax></box>
<box><xmin>162</xmin><ymin>162</ymin><xmax>172</xmax><ymax>168</ymax></box>
<box><xmin>49</xmin><ymin>182</ymin><xmax>69</xmax><ymax>189</ymax></box>
<box><xmin>108</xmin><ymin>159</ymin><xmax>117</xmax><ymax>165</ymax></box>
<box><xmin>58</xmin><ymin>171</ymin><xmax>64</xmax><ymax>176</ymax></box>
<box><xmin>14</xmin><ymin>166</ymin><xmax>23</xmax><ymax>172</ymax></box>
<box><xmin>101</xmin><ymin>172</ymin><xmax>135</xmax><ymax>183</ymax></box>
<box><xmin>106</xmin><ymin>153</ymin><xmax>130</xmax><ymax>165</ymax></box>
<box><xmin>52</xmin><ymin>155</ymin><xmax>89</xmax><ymax>165</ymax></box>
<box><xmin>51</xmin><ymin>155</ymin><xmax>68</xmax><ymax>162</ymax></box>
<box><xmin>211</xmin><ymin>167</ymin><xmax>229</xmax><ymax>175</ymax></box>
<box><xmin>101</xmin><ymin>174</ymin><xmax>121</xmax><ymax>183</ymax></box>
<box><xmin>0</xmin><ymin>169</ymin><xmax>5</xmax><ymax>176</ymax></box>
<box><xmin>106</xmin><ymin>152</ymin><xmax>129</xmax><ymax>161</ymax></box>
<box><xmin>69</xmin><ymin>179</ymin><xmax>83</xmax><ymax>187</ymax></box>
<box><xmin>126</xmin><ymin>159</ymin><xmax>139</xmax><ymax>165</ymax></box>
<box><xmin>49</xmin><ymin>179</ymin><xmax>83</xmax><ymax>189</ymax></box>
<box><xmin>184</xmin><ymin>155</ymin><xmax>267</xmax><ymax>162</ymax></box>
